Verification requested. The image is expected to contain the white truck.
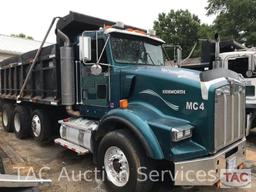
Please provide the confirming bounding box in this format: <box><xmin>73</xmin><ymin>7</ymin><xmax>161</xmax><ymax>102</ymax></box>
<box><xmin>219</xmin><ymin>49</ymin><xmax>256</xmax><ymax>132</ymax></box>
<box><xmin>183</xmin><ymin>37</ymin><xmax>256</xmax><ymax>133</ymax></box>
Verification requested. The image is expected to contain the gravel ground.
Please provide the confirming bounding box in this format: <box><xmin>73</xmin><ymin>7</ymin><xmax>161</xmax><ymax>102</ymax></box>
<box><xmin>0</xmin><ymin>126</ymin><xmax>255</xmax><ymax>192</ymax></box>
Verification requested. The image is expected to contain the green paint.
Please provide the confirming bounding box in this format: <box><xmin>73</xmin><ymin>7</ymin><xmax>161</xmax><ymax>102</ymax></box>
<box><xmin>77</xmin><ymin>31</ymin><xmax>233</xmax><ymax>161</ymax></box>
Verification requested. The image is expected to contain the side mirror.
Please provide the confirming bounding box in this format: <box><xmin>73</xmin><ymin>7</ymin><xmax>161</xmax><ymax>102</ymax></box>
<box><xmin>91</xmin><ymin>64</ymin><xmax>102</xmax><ymax>76</ymax></box>
<box><xmin>79</xmin><ymin>36</ymin><xmax>91</xmax><ymax>62</ymax></box>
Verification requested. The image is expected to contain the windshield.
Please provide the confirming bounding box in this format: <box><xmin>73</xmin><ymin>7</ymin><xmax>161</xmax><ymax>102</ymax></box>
<box><xmin>110</xmin><ymin>34</ymin><xmax>165</xmax><ymax>65</ymax></box>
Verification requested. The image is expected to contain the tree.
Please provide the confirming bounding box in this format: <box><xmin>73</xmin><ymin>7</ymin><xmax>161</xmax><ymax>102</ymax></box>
<box><xmin>198</xmin><ymin>24</ymin><xmax>214</xmax><ymax>40</ymax></box>
<box><xmin>206</xmin><ymin>0</ymin><xmax>256</xmax><ymax>46</ymax></box>
<box><xmin>206</xmin><ymin>0</ymin><xmax>230</xmax><ymax>15</ymax></box>
<box><xmin>10</xmin><ymin>33</ymin><xmax>34</xmax><ymax>40</ymax></box>
<box><xmin>154</xmin><ymin>10</ymin><xmax>201</xmax><ymax>58</ymax></box>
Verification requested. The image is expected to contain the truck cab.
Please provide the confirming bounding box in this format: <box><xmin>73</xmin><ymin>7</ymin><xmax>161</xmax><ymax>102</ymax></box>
<box><xmin>57</xmin><ymin>18</ymin><xmax>246</xmax><ymax>190</ymax></box>
<box><xmin>76</xmin><ymin>26</ymin><xmax>166</xmax><ymax>118</ymax></box>
<box><xmin>0</xmin><ymin>12</ymin><xmax>247</xmax><ymax>192</ymax></box>
<box><xmin>210</xmin><ymin>46</ymin><xmax>256</xmax><ymax>131</ymax></box>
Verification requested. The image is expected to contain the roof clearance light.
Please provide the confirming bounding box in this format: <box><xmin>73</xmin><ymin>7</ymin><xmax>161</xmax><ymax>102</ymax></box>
<box><xmin>127</xmin><ymin>28</ymin><xmax>134</xmax><ymax>32</ymax></box>
<box><xmin>134</xmin><ymin>29</ymin><xmax>146</xmax><ymax>35</ymax></box>
<box><xmin>113</xmin><ymin>21</ymin><xmax>125</xmax><ymax>29</ymax></box>
<box><xmin>104</xmin><ymin>25</ymin><xmax>112</xmax><ymax>29</ymax></box>
<box><xmin>147</xmin><ymin>29</ymin><xmax>156</xmax><ymax>36</ymax></box>
<box><xmin>126</xmin><ymin>28</ymin><xmax>146</xmax><ymax>35</ymax></box>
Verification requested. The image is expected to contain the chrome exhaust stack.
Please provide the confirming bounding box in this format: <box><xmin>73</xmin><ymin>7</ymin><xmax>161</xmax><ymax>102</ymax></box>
<box><xmin>213</xmin><ymin>33</ymin><xmax>222</xmax><ymax>69</ymax></box>
<box><xmin>57</xmin><ymin>29</ymin><xmax>80</xmax><ymax>117</ymax></box>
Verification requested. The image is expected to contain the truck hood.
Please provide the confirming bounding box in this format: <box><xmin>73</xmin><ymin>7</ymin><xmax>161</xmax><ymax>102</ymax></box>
<box><xmin>120</xmin><ymin>65</ymin><xmax>203</xmax><ymax>101</ymax></box>
<box><xmin>122</xmin><ymin>65</ymin><xmax>201</xmax><ymax>86</ymax></box>
<box><xmin>119</xmin><ymin>65</ymin><xmax>223</xmax><ymax>155</ymax></box>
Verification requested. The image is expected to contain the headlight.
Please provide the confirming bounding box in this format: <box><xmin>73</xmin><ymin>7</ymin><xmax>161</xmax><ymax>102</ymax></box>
<box><xmin>171</xmin><ymin>127</ymin><xmax>193</xmax><ymax>142</ymax></box>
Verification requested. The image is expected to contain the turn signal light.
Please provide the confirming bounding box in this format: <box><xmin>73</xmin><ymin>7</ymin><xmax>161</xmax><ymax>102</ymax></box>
<box><xmin>120</xmin><ymin>99</ymin><xmax>128</xmax><ymax>109</ymax></box>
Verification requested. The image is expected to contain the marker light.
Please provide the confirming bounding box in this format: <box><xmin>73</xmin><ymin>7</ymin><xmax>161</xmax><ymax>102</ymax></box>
<box><xmin>120</xmin><ymin>99</ymin><xmax>128</xmax><ymax>109</ymax></box>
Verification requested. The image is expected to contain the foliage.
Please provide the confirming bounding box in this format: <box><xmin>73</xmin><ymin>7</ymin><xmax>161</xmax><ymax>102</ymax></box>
<box><xmin>154</xmin><ymin>10</ymin><xmax>202</xmax><ymax>58</ymax></box>
<box><xmin>198</xmin><ymin>24</ymin><xmax>214</xmax><ymax>40</ymax></box>
<box><xmin>206</xmin><ymin>0</ymin><xmax>256</xmax><ymax>46</ymax></box>
<box><xmin>206</xmin><ymin>0</ymin><xmax>230</xmax><ymax>15</ymax></box>
<box><xmin>10</xmin><ymin>33</ymin><xmax>34</xmax><ymax>40</ymax></box>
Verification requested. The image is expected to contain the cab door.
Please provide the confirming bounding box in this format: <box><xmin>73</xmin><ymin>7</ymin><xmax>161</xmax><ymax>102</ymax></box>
<box><xmin>80</xmin><ymin>32</ymin><xmax>110</xmax><ymax>109</ymax></box>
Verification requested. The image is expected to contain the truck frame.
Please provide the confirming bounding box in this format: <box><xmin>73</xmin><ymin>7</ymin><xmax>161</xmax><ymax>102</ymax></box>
<box><xmin>0</xmin><ymin>12</ymin><xmax>247</xmax><ymax>191</ymax></box>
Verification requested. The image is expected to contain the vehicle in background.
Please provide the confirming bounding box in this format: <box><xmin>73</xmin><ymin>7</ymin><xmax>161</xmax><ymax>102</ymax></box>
<box><xmin>0</xmin><ymin>12</ymin><xmax>247</xmax><ymax>191</ymax></box>
<box><xmin>182</xmin><ymin>36</ymin><xmax>256</xmax><ymax>133</ymax></box>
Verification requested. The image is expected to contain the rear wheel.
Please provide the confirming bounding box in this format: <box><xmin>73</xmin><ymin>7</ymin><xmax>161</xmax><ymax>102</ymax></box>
<box><xmin>98</xmin><ymin>130</ymin><xmax>153</xmax><ymax>192</ymax></box>
<box><xmin>31</xmin><ymin>109</ymin><xmax>52</xmax><ymax>144</ymax></box>
<box><xmin>2</xmin><ymin>103</ymin><xmax>14</xmax><ymax>132</ymax></box>
<box><xmin>13</xmin><ymin>105</ymin><xmax>31</xmax><ymax>139</ymax></box>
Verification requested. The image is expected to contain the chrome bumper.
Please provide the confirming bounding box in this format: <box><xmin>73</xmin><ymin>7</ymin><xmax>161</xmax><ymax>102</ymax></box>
<box><xmin>174</xmin><ymin>138</ymin><xmax>246</xmax><ymax>186</ymax></box>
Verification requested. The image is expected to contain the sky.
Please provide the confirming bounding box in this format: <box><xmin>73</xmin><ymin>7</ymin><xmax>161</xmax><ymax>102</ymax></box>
<box><xmin>0</xmin><ymin>0</ymin><xmax>215</xmax><ymax>43</ymax></box>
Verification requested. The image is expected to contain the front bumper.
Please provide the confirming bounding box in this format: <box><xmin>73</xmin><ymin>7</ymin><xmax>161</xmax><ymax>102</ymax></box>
<box><xmin>174</xmin><ymin>137</ymin><xmax>246</xmax><ymax>186</ymax></box>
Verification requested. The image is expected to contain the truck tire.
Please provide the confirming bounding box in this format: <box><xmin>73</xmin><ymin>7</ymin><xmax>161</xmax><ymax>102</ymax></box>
<box><xmin>1</xmin><ymin>104</ymin><xmax>14</xmax><ymax>132</ymax></box>
<box><xmin>97</xmin><ymin>130</ymin><xmax>153</xmax><ymax>192</ymax></box>
<box><xmin>13</xmin><ymin>105</ymin><xmax>31</xmax><ymax>139</ymax></box>
<box><xmin>31</xmin><ymin>109</ymin><xmax>52</xmax><ymax>144</ymax></box>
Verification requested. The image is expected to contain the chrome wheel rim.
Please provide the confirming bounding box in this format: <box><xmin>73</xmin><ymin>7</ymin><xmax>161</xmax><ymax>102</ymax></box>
<box><xmin>14</xmin><ymin>113</ymin><xmax>21</xmax><ymax>133</ymax></box>
<box><xmin>32</xmin><ymin>115</ymin><xmax>41</xmax><ymax>137</ymax></box>
<box><xmin>104</xmin><ymin>146</ymin><xmax>130</xmax><ymax>187</ymax></box>
<box><xmin>2</xmin><ymin>110</ymin><xmax>8</xmax><ymax>127</ymax></box>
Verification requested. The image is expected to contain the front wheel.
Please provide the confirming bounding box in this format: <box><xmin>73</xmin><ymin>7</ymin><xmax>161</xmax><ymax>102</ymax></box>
<box><xmin>98</xmin><ymin>130</ymin><xmax>153</xmax><ymax>192</ymax></box>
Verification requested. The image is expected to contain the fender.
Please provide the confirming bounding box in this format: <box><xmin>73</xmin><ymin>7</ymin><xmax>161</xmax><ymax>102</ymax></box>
<box><xmin>95</xmin><ymin>107</ymin><xmax>165</xmax><ymax>160</ymax></box>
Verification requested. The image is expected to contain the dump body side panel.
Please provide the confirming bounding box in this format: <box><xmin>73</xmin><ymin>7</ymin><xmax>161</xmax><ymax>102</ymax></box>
<box><xmin>0</xmin><ymin>45</ymin><xmax>62</xmax><ymax>105</ymax></box>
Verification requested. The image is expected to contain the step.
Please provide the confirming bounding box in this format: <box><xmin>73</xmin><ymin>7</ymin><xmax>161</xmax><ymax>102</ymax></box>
<box><xmin>54</xmin><ymin>138</ymin><xmax>89</xmax><ymax>155</ymax></box>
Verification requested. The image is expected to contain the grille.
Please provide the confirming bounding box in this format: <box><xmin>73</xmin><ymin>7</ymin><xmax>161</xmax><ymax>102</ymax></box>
<box><xmin>214</xmin><ymin>83</ymin><xmax>245</xmax><ymax>152</ymax></box>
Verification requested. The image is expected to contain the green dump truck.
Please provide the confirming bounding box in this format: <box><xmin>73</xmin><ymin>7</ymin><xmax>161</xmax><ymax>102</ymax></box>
<box><xmin>0</xmin><ymin>12</ymin><xmax>247</xmax><ymax>191</ymax></box>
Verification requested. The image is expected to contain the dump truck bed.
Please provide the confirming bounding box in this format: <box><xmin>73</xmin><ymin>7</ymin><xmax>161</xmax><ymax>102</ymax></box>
<box><xmin>0</xmin><ymin>45</ymin><xmax>61</xmax><ymax>105</ymax></box>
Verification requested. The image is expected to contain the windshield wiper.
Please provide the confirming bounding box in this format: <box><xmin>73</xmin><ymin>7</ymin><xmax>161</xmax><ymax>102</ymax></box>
<box><xmin>145</xmin><ymin>52</ymin><xmax>155</xmax><ymax>65</ymax></box>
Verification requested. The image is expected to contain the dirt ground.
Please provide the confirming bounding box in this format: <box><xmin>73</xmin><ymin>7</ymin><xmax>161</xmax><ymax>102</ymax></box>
<box><xmin>0</xmin><ymin>125</ymin><xmax>255</xmax><ymax>192</ymax></box>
